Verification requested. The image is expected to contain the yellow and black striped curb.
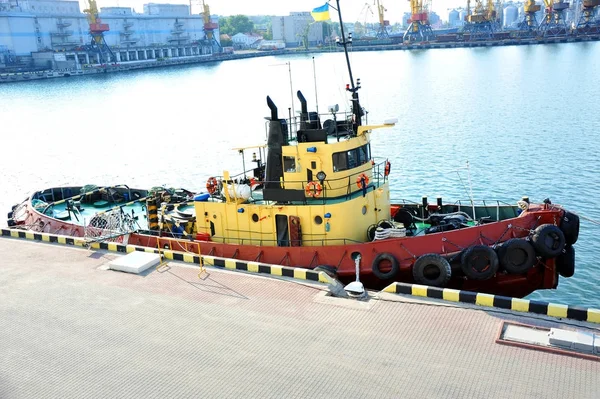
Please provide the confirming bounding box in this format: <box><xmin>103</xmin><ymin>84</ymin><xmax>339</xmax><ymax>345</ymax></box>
<box><xmin>381</xmin><ymin>282</ymin><xmax>600</xmax><ymax>325</ymax></box>
<box><xmin>0</xmin><ymin>228</ymin><xmax>338</xmax><ymax>288</ymax></box>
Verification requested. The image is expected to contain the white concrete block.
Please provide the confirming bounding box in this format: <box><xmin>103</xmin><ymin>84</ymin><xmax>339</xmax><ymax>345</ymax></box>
<box><xmin>109</xmin><ymin>251</ymin><xmax>161</xmax><ymax>274</ymax></box>
<box><xmin>572</xmin><ymin>331</ymin><xmax>595</xmax><ymax>353</ymax></box>
<box><xmin>548</xmin><ymin>328</ymin><xmax>577</xmax><ymax>349</ymax></box>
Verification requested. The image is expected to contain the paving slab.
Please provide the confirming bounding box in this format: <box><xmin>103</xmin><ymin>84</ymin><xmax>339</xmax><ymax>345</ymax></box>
<box><xmin>0</xmin><ymin>238</ymin><xmax>599</xmax><ymax>399</ymax></box>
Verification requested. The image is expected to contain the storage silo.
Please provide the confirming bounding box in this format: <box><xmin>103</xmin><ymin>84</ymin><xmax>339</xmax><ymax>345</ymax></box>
<box><xmin>458</xmin><ymin>9</ymin><xmax>467</xmax><ymax>24</ymax></box>
<box><xmin>503</xmin><ymin>4</ymin><xmax>519</xmax><ymax>28</ymax></box>
<box><xmin>449</xmin><ymin>9</ymin><xmax>460</xmax><ymax>27</ymax></box>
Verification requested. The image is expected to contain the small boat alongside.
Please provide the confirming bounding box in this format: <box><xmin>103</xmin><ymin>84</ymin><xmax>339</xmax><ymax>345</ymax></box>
<box><xmin>5</xmin><ymin>0</ymin><xmax>580</xmax><ymax>298</ymax></box>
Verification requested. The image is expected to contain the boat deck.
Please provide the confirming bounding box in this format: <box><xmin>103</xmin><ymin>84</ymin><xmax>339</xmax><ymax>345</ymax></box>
<box><xmin>1</xmin><ymin>238</ymin><xmax>598</xmax><ymax>398</ymax></box>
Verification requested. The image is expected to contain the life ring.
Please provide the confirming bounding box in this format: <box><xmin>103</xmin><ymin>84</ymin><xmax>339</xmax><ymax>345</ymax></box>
<box><xmin>249</xmin><ymin>177</ymin><xmax>259</xmax><ymax>190</ymax></box>
<box><xmin>556</xmin><ymin>245</ymin><xmax>575</xmax><ymax>278</ymax></box>
<box><xmin>560</xmin><ymin>211</ymin><xmax>579</xmax><ymax>245</ymax></box>
<box><xmin>384</xmin><ymin>161</ymin><xmax>391</xmax><ymax>177</ymax></box>
<box><xmin>412</xmin><ymin>253</ymin><xmax>452</xmax><ymax>287</ymax></box>
<box><xmin>371</xmin><ymin>252</ymin><xmax>399</xmax><ymax>280</ymax></box>
<box><xmin>497</xmin><ymin>238</ymin><xmax>536</xmax><ymax>274</ymax></box>
<box><xmin>531</xmin><ymin>224</ymin><xmax>565</xmax><ymax>258</ymax></box>
<box><xmin>461</xmin><ymin>245</ymin><xmax>499</xmax><ymax>280</ymax></box>
<box><xmin>206</xmin><ymin>177</ymin><xmax>219</xmax><ymax>195</ymax></box>
<box><xmin>356</xmin><ymin>173</ymin><xmax>369</xmax><ymax>189</ymax></box>
<box><xmin>305</xmin><ymin>181</ymin><xmax>322</xmax><ymax>198</ymax></box>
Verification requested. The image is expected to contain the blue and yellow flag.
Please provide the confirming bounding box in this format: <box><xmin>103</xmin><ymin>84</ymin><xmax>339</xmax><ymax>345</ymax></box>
<box><xmin>311</xmin><ymin>3</ymin><xmax>330</xmax><ymax>21</ymax></box>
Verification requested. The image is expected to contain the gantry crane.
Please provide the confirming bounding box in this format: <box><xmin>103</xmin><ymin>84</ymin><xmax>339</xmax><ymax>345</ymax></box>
<box><xmin>518</xmin><ymin>0</ymin><xmax>542</xmax><ymax>35</ymax></box>
<box><xmin>463</xmin><ymin>0</ymin><xmax>495</xmax><ymax>39</ymax></box>
<box><xmin>403</xmin><ymin>0</ymin><xmax>434</xmax><ymax>42</ymax></box>
<box><xmin>83</xmin><ymin>0</ymin><xmax>114</xmax><ymax>64</ymax></box>
<box><xmin>201</xmin><ymin>1</ymin><xmax>221</xmax><ymax>52</ymax></box>
<box><xmin>375</xmin><ymin>0</ymin><xmax>390</xmax><ymax>38</ymax></box>
<box><xmin>576</xmin><ymin>0</ymin><xmax>600</xmax><ymax>34</ymax></box>
<box><xmin>539</xmin><ymin>0</ymin><xmax>570</xmax><ymax>36</ymax></box>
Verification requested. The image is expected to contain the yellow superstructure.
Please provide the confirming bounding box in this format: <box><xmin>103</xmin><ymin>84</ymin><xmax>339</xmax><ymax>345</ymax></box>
<box><xmin>193</xmin><ymin>121</ymin><xmax>394</xmax><ymax>247</ymax></box>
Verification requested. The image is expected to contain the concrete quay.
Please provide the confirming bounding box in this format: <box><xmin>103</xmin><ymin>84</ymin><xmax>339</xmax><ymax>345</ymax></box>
<box><xmin>0</xmin><ymin>238</ymin><xmax>598</xmax><ymax>399</ymax></box>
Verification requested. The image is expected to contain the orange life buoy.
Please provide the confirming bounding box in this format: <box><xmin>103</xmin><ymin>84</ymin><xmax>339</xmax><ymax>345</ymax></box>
<box><xmin>250</xmin><ymin>177</ymin><xmax>259</xmax><ymax>189</ymax></box>
<box><xmin>384</xmin><ymin>161</ymin><xmax>391</xmax><ymax>177</ymax></box>
<box><xmin>206</xmin><ymin>177</ymin><xmax>219</xmax><ymax>195</ymax></box>
<box><xmin>305</xmin><ymin>181</ymin><xmax>323</xmax><ymax>198</ymax></box>
<box><xmin>356</xmin><ymin>173</ymin><xmax>369</xmax><ymax>188</ymax></box>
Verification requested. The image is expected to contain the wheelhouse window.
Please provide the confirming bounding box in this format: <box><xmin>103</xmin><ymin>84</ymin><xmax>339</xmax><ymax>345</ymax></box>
<box><xmin>332</xmin><ymin>144</ymin><xmax>371</xmax><ymax>172</ymax></box>
<box><xmin>283</xmin><ymin>156</ymin><xmax>296</xmax><ymax>172</ymax></box>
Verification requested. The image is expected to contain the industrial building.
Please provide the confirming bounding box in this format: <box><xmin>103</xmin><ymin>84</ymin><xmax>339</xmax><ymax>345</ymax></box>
<box><xmin>0</xmin><ymin>0</ymin><xmax>219</xmax><ymax>69</ymax></box>
<box><xmin>271</xmin><ymin>12</ymin><xmax>324</xmax><ymax>47</ymax></box>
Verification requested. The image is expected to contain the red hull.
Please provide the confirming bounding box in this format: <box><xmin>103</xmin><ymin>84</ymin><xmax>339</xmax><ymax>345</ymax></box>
<box><xmin>16</xmin><ymin>200</ymin><xmax>564</xmax><ymax>298</ymax></box>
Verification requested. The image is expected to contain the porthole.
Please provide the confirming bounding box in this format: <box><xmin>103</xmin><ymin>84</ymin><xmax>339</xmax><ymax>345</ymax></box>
<box><xmin>252</xmin><ymin>213</ymin><xmax>259</xmax><ymax>222</ymax></box>
<box><xmin>362</xmin><ymin>205</ymin><xmax>367</xmax><ymax>215</ymax></box>
<box><xmin>314</xmin><ymin>215</ymin><xmax>323</xmax><ymax>225</ymax></box>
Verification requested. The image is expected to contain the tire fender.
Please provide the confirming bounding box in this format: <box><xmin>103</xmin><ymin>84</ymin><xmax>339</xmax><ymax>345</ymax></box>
<box><xmin>412</xmin><ymin>253</ymin><xmax>452</xmax><ymax>287</ymax></box>
<box><xmin>497</xmin><ymin>238</ymin><xmax>536</xmax><ymax>274</ymax></box>
<box><xmin>371</xmin><ymin>253</ymin><xmax>400</xmax><ymax>280</ymax></box>
<box><xmin>531</xmin><ymin>224</ymin><xmax>566</xmax><ymax>258</ymax></box>
<box><xmin>461</xmin><ymin>245</ymin><xmax>499</xmax><ymax>280</ymax></box>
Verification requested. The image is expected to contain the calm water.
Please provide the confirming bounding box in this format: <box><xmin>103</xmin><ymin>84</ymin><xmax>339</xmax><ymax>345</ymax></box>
<box><xmin>1</xmin><ymin>43</ymin><xmax>599</xmax><ymax>307</ymax></box>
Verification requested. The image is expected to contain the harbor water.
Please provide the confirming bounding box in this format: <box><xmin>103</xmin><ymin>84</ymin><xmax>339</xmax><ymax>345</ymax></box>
<box><xmin>1</xmin><ymin>43</ymin><xmax>599</xmax><ymax>308</ymax></box>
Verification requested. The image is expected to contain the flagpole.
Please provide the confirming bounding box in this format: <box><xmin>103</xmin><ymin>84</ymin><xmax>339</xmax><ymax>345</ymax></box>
<box><xmin>312</xmin><ymin>56</ymin><xmax>319</xmax><ymax>115</ymax></box>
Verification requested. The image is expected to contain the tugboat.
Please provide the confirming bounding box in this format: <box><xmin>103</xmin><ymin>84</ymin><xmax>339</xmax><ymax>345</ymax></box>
<box><xmin>5</xmin><ymin>1</ymin><xmax>580</xmax><ymax>298</ymax></box>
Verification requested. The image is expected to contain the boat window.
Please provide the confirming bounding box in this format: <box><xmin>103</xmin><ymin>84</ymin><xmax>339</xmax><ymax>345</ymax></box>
<box><xmin>333</xmin><ymin>152</ymin><xmax>347</xmax><ymax>172</ymax></box>
<box><xmin>283</xmin><ymin>156</ymin><xmax>296</xmax><ymax>172</ymax></box>
<box><xmin>332</xmin><ymin>144</ymin><xmax>371</xmax><ymax>172</ymax></box>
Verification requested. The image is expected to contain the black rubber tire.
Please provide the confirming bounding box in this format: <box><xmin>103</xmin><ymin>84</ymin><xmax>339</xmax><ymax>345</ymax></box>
<box><xmin>393</xmin><ymin>208</ymin><xmax>414</xmax><ymax>229</ymax></box>
<box><xmin>461</xmin><ymin>245</ymin><xmax>499</xmax><ymax>280</ymax></box>
<box><xmin>371</xmin><ymin>253</ymin><xmax>400</xmax><ymax>280</ymax></box>
<box><xmin>314</xmin><ymin>265</ymin><xmax>338</xmax><ymax>278</ymax></box>
<box><xmin>367</xmin><ymin>224</ymin><xmax>377</xmax><ymax>241</ymax></box>
<box><xmin>11</xmin><ymin>204</ymin><xmax>18</xmax><ymax>211</ymax></box>
<box><xmin>556</xmin><ymin>245</ymin><xmax>575</xmax><ymax>278</ymax></box>
<box><xmin>531</xmin><ymin>224</ymin><xmax>566</xmax><ymax>258</ymax></box>
<box><xmin>412</xmin><ymin>253</ymin><xmax>452</xmax><ymax>287</ymax></box>
<box><xmin>7</xmin><ymin>219</ymin><xmax>16</xmax><ymax>227</ymax></box>
<box><xmin>497</xmin><ymin>238</ymin><xmax>536</xmax><ymax>274</ymax></box>
<box><xmin>560</xmin><ymin>211</ymin><xmax>579</xmax><ymax>245</ymax></box>
<box><xmin>7</xmin><ymin>211</ymin><xmax>13</xmax><ymax>219</ymax></box>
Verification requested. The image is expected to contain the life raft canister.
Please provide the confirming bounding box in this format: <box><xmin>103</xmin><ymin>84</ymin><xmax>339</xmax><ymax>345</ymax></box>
<box><xmin>206</xmin><ymin>177</ymin><xmax>219</xmax><ymax>195</ymax></box>
<box><xmin>497</xmin><ymin>238</ymin><xmax>536</xmax><ymax>274</ymax></box>
<box><xmin>305</xmin><ymin>181</ymin><xmax>323</xmax><ymax>198</ymax></box>
<box><xmin>371</xmin><ymin>252</ymin><xmax>399</xmax><ymax>280</ymax></box>
<box><xmin>412</xmin><ymin>253</ymin><xmax>452</xmax><ymax>287</ymax></box>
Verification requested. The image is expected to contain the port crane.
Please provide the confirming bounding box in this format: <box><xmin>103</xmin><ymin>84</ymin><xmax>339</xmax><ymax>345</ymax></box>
<box><xmin>82</xmin><ymin>0</ymin><xmax>114</xmax><ymax>64</ymax></box>
<box><xmin>201</xmin><ymin>1</ymin><xmax>221</xmax><ymax>53</ymax></box>
<box><xmin>375</xmin><ymin>0</ymin><xmax>390</xmax><ymax>38</ymax></box>
<box><xmin>463</xmin><ymin>0</ymin><xmax>495</xmax><ymax>39</ymax></box>
<box><xmin>403</xmin><ymin>0</ymin><xmax>434</xmax><ymax>42</ymax></box>
<box><xmin>539</xmin><ymin>0</ymin><xmax>570</xmax><ymax>36</ymax></box>
<box><xmin>518</xmin><ymin>0</ymin><xmax>542</xmax><ymax>35</ymax></box>
<box><xmin>576</xmin><ymin>0</ymin><xmax>600</xmax><ymax>34</ymax></box>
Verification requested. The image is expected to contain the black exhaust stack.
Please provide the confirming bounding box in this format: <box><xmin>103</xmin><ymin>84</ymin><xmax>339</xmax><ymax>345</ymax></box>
<box><xmin>265</xmin><ymin>96</ymin><xmax>285</xmax><ymax>190</ymax></box>
<box><xmin>297</xmin><ymin>90</ymin><xmax>308</xmax><ymax>130</ymax></box>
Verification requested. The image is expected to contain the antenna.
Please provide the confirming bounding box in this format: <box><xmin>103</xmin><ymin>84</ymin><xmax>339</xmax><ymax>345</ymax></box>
<box><xmin>312</xmin><ymin>56</ymin><xmax>319</xmax><ymax>115</ymax></box>
<box><xmin>332</xmin><ymin>0</ymin><xmax>362</xmax><ymax>133</ymax></box>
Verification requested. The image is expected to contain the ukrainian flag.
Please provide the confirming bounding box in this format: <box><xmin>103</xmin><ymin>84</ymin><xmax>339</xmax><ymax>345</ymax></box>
<box><xmin>311</xmin><ymin>3</ymin><xmax>330</xmax><ymax>21</ymax></box>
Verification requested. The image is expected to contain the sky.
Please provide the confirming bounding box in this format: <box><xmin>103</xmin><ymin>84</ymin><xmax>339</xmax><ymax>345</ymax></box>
<box><xmin>96</xmin><ymin>0</ymin><xmax>469</xmax><ymax>23</ymax></box>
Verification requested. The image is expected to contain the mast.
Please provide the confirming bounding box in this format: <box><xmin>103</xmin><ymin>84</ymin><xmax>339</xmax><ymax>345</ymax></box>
<box><xmin>334</xmin><ymin>0</ymin><xmax>362</xmax><ymax>133</ymax></box>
